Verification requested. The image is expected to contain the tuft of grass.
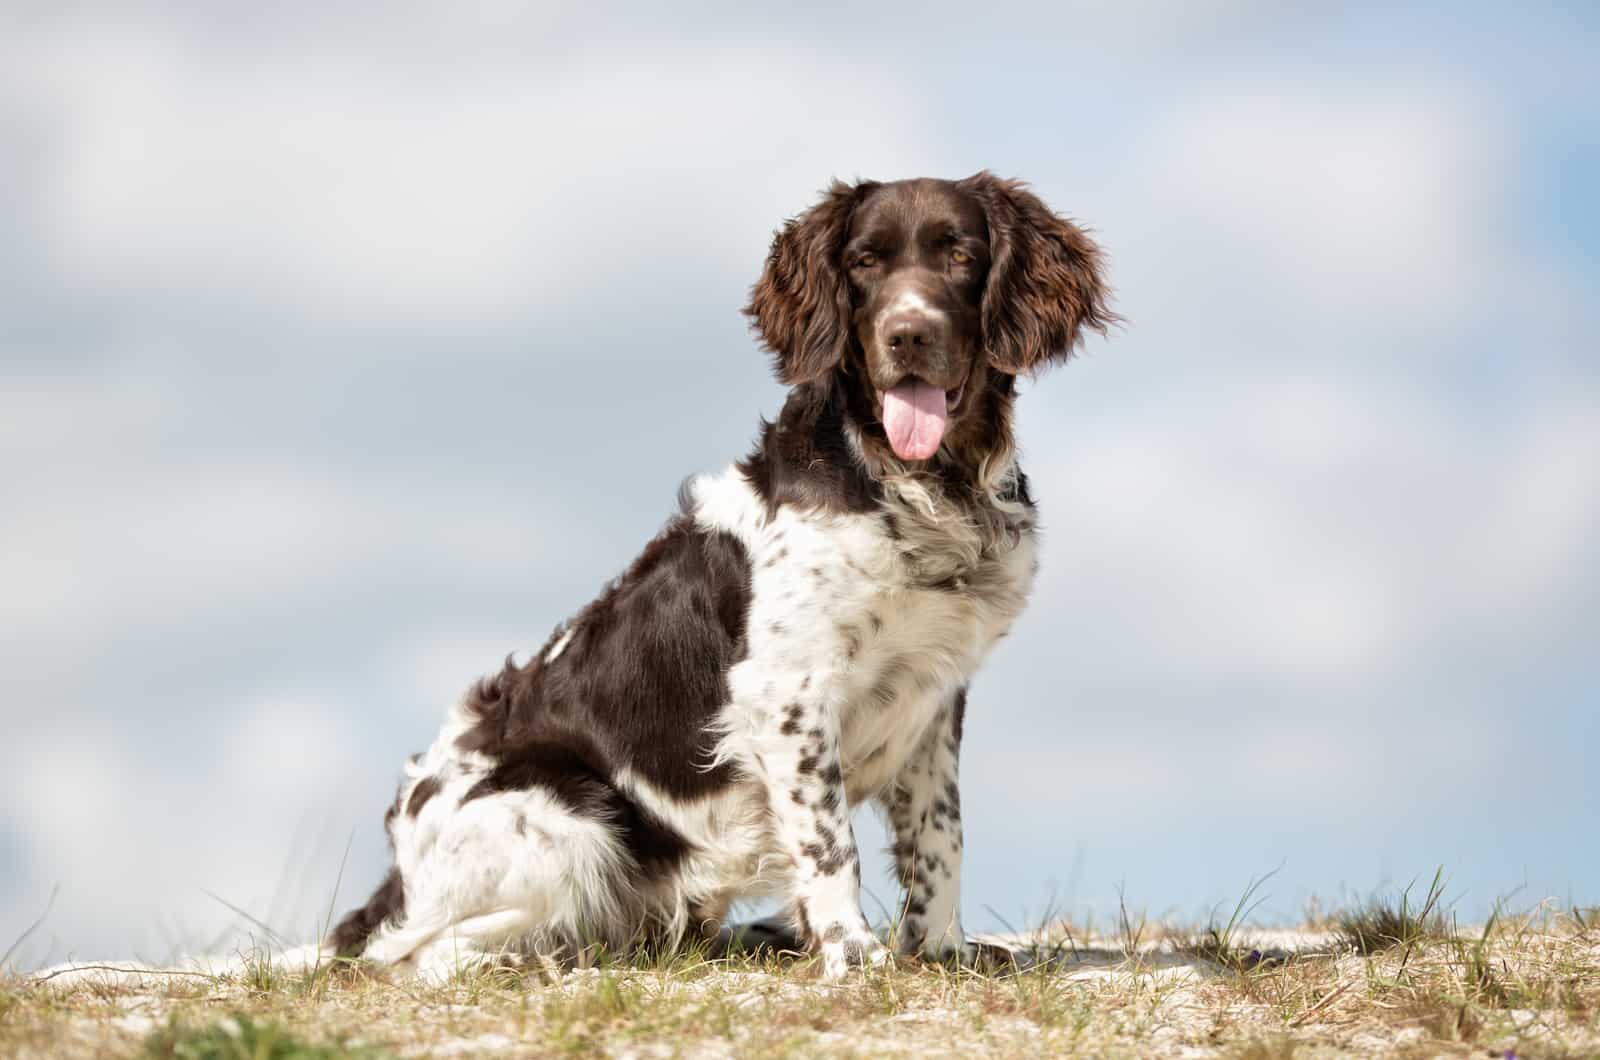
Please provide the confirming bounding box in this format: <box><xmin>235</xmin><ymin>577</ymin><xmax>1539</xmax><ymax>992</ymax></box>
<box><xmin>143</xmin><ymin>1013</ymin><xmax>390</xmax><ymax>1059</ymax></box>
<box><xmin>1573</xmin><ymin>905</ymin><xmax>1600</xmax><ymax>936</ymax></box>
<box><xmin>1336</xmin><ymin>866</ymin><xmax>1448</xmax><ymax>955</ymax></box>
<box><xmin>1114</xmin><ymin>884</ymin><xmax>1147</xmax><ymax>963</ymax></box>
<box><xmin>1180</xmin><ymin>867</ymin><xmax>1280</xmax><ymax>973</ymax></box>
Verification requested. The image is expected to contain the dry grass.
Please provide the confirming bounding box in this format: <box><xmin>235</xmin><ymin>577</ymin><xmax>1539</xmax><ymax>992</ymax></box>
<box><xmin>5</xmin><ymin>898</ymin><xmax>1599</xmax><ymax>1058</ymax></box>
<box><xmin>1334</xmin><ymin>868</ymin><xmax>1450</xmax><ymax>957</ymax></box>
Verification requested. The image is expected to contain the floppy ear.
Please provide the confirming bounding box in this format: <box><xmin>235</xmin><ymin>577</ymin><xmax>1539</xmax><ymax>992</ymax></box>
<box><xmin>960</xmin><ymin>172</ymin><xmax>1116</xmax><ymax>374</ymax></box>
<box><xmin>744</xmin><ymin>180</ymin><xmax>874</xmax><ymax>385</ymax></box>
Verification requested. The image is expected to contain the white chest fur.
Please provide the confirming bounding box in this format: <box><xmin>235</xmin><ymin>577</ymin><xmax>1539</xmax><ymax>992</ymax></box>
<box><xmin>691</xmin><ymin>465</ymin><xmax>1038</xmax><ymax>801</ymax></box>
<box><xmin>832</xmin><ymin>521</ymin><xmax>1037</xmax><ymax>800</ymax></box>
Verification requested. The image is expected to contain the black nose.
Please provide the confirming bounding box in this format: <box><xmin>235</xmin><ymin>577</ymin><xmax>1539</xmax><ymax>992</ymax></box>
<box><xmin>884</xmin><ymin>311</ymin><xmax>949</xmax><ymax>354</ymax></box>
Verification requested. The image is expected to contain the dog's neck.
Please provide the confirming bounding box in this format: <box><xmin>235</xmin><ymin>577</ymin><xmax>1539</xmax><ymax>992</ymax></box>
<box><xmin>740</xmin><ymin>372</ymin><xmax>1032</xmax><ymax>540</ymax></box>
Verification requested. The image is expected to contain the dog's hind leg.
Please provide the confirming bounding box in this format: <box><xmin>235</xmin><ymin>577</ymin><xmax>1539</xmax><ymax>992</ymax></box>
<box><xmin>353</xmin><ymin>779</ymin><xmax>638</xmax><ymax>973</ymax></box>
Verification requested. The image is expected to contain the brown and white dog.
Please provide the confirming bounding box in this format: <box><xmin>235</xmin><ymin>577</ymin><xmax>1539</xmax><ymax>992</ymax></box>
<box><xmin>327</xmin><ymin>173</ymin><xmax>1114</xmax><ymax>980</ymax></box>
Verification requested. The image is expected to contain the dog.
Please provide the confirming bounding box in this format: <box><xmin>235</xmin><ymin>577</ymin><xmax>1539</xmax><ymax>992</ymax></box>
<box><xmin>326</xmin><ymin>172</ymin><xmax>1114</xmax><ymax>981</ymax></box>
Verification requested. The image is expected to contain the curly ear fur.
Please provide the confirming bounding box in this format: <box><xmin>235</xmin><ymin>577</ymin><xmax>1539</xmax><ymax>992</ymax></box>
<box><xmin>744</xmin><ymin>180</ymin><xmax>876</xmax><ymax>385</ymax></box>
<box><xmin>960</xmin><ymin>172</ymin><xmax>1116</xmax><ymax>374</ymax></box>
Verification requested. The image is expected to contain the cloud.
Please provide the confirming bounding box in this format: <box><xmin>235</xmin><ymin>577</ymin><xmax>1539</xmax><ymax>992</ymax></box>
<box><xmin>1020</xmin><ymin>377</ymin><xmax>1600</xmax><ymax>684</ymax></box>
<box><xmin>5</xmin><ymin>24</ymin><xmax>945</xmax><ymax>338</ymax></box>
<box><xmin>1098</xmin><ymin>84</ymin><xmax>1513</xmax><ymax>363</ymax></box>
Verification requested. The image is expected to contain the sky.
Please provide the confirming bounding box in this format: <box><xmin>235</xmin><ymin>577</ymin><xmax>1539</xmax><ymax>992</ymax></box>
<box><xmin>2</xmin><ymin>2</ymin><xmax>1596</xmax><ymax>968</ymax></box>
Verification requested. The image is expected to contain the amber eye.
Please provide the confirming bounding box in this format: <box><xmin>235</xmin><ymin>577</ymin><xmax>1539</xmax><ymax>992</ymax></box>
<box><xmin>855</xmin><ymin>252</ymin><xmax>878</xmax><ymax>268</ymax></box>
<box><xmin>951</xmin><ymin>248</ymin><xmax>973</xmax><ymax>265</ymax></box>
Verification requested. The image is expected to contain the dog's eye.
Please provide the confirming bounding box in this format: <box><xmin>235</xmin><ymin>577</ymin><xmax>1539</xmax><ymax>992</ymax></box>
<box><xmin>854</xmin><ymin>252</ymin><xmax>878</xmax><ymax>269</ymax></box>
<box><xmin>951</xmin><ymin>248</ymin><xmax>973</xmax><ymax>265</ymax></box>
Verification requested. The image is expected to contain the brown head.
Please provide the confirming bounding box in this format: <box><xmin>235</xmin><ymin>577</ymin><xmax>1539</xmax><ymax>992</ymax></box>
<box><xmin>745</xmin><ymin>173</ymin><xmax>1115</xmax><ymax>463</ymax></box>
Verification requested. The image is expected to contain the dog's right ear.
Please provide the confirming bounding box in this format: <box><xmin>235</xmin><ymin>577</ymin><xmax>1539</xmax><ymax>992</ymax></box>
<box><xmin>959</xmin><ymin>171</ymin><xmax>1116</xmax><ymax>375</ymax></box>
<box><xmin>744</xmin><ymin>180</ymin><xmax>874</xmax><ymax>386</ymax></box>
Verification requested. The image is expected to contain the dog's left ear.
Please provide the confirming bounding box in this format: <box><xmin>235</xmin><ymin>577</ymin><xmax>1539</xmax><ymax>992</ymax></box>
<box><xmin>744</xmin><ymin>180</ymin><xmax>875</xmax><ymax>385</ymax></box>
<box><xmin>959</xmin><ymin>172</ymin><xmax>1116</xmax><ymax>374</ymax></box>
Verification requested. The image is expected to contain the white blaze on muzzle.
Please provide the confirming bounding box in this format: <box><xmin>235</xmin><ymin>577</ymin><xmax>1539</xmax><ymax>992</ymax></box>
<box><xmin>875</xmin><ymin>289</ymin><xmax>955</xmax><ymax>460</ymax></box>
<box><xmin>875</xmin><ymin>287</ymin><xmax>943</xmax><ymax>332</ymax></box>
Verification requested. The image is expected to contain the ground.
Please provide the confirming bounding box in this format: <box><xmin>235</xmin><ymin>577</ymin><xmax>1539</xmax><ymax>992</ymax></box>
<box><xmin>5</xmin><ymin>897</ymin><xmax>1599</xmax><ymax>1058</ymax></box>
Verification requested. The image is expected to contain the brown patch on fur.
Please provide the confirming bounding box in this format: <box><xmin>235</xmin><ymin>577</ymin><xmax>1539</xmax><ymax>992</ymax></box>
<box><xmin>327</xmin><ymin>866</ymin><xmax>405</xmax><ymax>958</ymax></box>
<box><xmin>405</xmin><ymin>776</ymin><xmax>441</xmax><ymax>817</ymax></box>
<box><xmin>957</xmin><ymin>171</ymin><xmax>1117</xmax><ymax>373</ymax></box>
<box><xmin>745</xmin><ymin>181</ymin><xmax>876</xmax><ymax>385</ymax></box>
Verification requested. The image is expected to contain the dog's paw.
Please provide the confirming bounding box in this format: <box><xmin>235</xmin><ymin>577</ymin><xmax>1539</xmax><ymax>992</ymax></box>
<box><xmin>921</xmin><ymin>937</ymin><xmax>967</xmax><ymax>965</ymax></box>
<box><xmin>817</xmin><ymin>925</ymin><xmax>890</xmax><ymax>981</ymax></box>
<box><xmin>896</xmin><ymin>922</ymin><xmax>965</xmax><ymax>964</ymax></box>
<box><xmin>962</xmin><ymin>939</ymin><xmax>1021</xmax><ymax>973</ymax></box>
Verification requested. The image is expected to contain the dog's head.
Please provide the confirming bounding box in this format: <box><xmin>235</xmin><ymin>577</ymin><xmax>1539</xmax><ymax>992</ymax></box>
<box><xmin>745</xmin><ymin>173</ymin><xmax>1114</xmax><ymax>462</ymax></box>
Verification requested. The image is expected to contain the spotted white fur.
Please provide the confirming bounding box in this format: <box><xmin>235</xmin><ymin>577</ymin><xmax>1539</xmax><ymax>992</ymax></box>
<box><xmin>694</xmin><ymin>457</ymin><xmax>1035</xmax><ymax>972</ymax></box>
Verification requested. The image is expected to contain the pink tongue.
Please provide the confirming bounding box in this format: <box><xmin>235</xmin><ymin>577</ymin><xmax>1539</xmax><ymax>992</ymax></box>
<box><xmin>881</xmin><ymin>379</ymin><xmax>948</xmax><ymax>461</ymax></box>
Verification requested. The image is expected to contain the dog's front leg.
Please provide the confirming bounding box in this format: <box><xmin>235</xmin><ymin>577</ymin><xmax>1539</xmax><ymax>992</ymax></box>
<box><xmin>754</xmin><ymin>687</ymin><xmax>886</xmax><ymax>979</ymax></box>
<box><xmin>880</xmin><ymin>687</ymin><xmax>969</xmax><ymax>963</ymax></box>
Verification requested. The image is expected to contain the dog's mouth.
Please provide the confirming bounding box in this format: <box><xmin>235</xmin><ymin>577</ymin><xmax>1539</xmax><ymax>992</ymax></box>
<box><xmin>877</xmin><ymin>378</ymin><xmax>964</xmax><ymax>461</ymax></box>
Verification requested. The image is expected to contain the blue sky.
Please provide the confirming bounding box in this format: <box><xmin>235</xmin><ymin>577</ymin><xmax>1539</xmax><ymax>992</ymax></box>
<box><xmin>1</xmin><ymin>2</ymin><xmax>1596</xmax><ymax>967</ymax></box>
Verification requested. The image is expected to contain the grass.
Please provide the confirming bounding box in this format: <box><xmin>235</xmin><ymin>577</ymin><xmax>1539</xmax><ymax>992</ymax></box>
<box><xmin>1335</xmin><ymin>867</ymin><xmax>1449</xmax><ymax>956</ymax></box>
<box><xmin>1180</xmin><ymin>867</ymin><xmax>1281</xmax><ymax>972</ymax></box>
<box><xmin>143</xmin><ymin>1013</ymin><xmax>390</xmax><ymax>1059</ymax></box>
<box><xmin>4</xmin><ymin>883</ymin><xmax>1598</xmax><ymax>1058</ymax></box>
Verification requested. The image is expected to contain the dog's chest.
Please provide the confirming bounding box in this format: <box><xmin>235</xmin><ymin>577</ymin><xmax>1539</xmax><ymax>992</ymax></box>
<box><xmin>809</xmin><ymin>506</ymin><xmax>1039</xmax><ymax>797</ymax></box>
<box><xmin>698</xmin><ymin>464</ymin><xmax>1039</xmax><ymax>798</ymax></box>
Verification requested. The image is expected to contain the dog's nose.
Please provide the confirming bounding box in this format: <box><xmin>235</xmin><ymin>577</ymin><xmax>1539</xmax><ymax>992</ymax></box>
<box><xmin>884</xmin><ymin>310</ymin><xmax>949</xmax><ymax>355</ymax></box>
